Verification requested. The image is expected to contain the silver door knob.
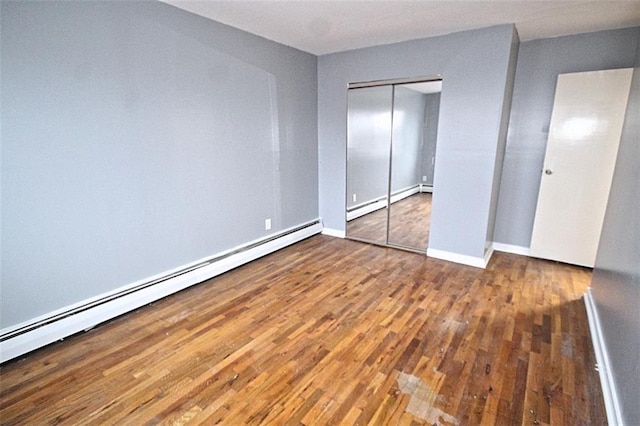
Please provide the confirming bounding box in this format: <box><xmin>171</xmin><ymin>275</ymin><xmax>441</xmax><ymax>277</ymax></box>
<box><xmin>544</xmin><ymin>169</ymin><xmax>553</xmax><ymax>175</ymax></box>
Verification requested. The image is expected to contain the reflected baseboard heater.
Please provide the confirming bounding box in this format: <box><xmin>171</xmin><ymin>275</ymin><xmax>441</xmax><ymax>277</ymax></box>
<box><xmin>0</xmin><ymin>219</ymin><xmax>323</xmax><ymax>363</ymax></box>
<box><xmin>347</xmin><ymin>185</ymin><xmax>422</xmax><ymax>221</ymax></box>
<box><xmin>419</xmin><ymin>184</ymin><xmax>433</xmax><ymax>193</ymax></box>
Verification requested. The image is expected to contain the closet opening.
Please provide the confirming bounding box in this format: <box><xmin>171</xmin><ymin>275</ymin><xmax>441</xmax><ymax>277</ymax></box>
<box><xmin>345</xmin><ymin>76</ymin><xmax>442</xmax><ymax>254</ymax></box>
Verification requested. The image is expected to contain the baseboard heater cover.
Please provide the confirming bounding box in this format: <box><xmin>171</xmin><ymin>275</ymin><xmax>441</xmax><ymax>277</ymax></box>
<box><xmin>419</xmin><ymin>184</ymin><xmax>433</xmax><ymax>193</ymax></box>
<box><xmin>0</xmin><ymin>219</ymin><xmax>322</xmax><ymax>363</ymax></box>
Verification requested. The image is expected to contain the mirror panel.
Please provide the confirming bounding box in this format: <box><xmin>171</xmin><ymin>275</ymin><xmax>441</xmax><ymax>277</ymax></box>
<box><xmin>388</xmin><ymin>85</ymin><xmax>428</xmax><ymax>250</ymax></box>
<box><xmin>388</xmin><ymin>84</ymin><xmax>440</xmax><ymax>251</ymax></box>
<box><xmin>346</xmin><ymin>78</ymin><xmax>441</xmax><ymax>253</ymax></box>
<box><xmin>346</xmin><ymin>86</ymin><xmax>393</xmax><ymax>245</ymax></box>
<box><xmin>422</xmin><ymin>92</ymin><xmax>441</xmax><ymax>188</ymax></box>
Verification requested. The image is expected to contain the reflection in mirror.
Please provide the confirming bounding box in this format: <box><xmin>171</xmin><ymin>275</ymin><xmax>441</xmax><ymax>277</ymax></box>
<box><xmin>346</xmin><ymin>86</ymin><xmax>393</xmax><ymax>245</ymax></box>
<box><xmin>388</xmin><ymin>82</ymin><xmax>441</xmax><ymax>251</ymax></box>
<box><xmin>346</xmin><ymin>78</ymin><xmax>441</xmax><ymax>253</ymax></box>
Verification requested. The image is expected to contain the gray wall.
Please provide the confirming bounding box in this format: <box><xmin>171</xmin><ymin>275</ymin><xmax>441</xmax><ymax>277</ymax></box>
<box><xmin>346</xmin><ymin>85</ymin><xmax>426</xmax><ymax>210</ymax></box>
<box><xmin>1</xmin><ymin>1</ymin><xmax>318</xmax><ymax>328</ymax></box>
<box><xmin>494</xmin><ymin>27</ymin><xmax>640</xmax><ymax>248</ymax></box>
<box><xmin>420</xmin><ymin>93</ymin><xmax>441</xmax><ymax>187</ymax></box>
<box><xmin>346</xmin><ymin>86</ymin><xmax>392</xmax><ymax>208</ymax></box>
<box><xmin>590</xmin><ymin>44</ymin><xmax>640</xmax><ymax>425</ymax></box>
<box><xmin>319</xmin><ymin>25</ymin><xmax>517</xmax><ymax>258</ymax></box>
<box><xmin>485</xmin><ymin>28</ymin><xmax>519</xmax><ymax>249</ymax></box>
<box><xmin>390</xmin><ymin>87</ymin><xmax>427</xmax><ymax>193</ymax></box>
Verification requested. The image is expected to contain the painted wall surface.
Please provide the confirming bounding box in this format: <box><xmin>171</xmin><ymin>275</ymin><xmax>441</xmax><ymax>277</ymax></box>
<box><xmin>420</xmin><ymin>93</ymin><xmax>441</xmax><ymax>187</ymax></box>
<box><xmin>485</xmin><ymin>27</ymin><xmax>519</xmax><ymax>248</ymax></box>
<box><xmin>590</xmin><ymin>45</ymin><xmax>640</xmax><ymax>425</ymax></box>
<box><xmin>1</xmin><ymin>1</ymin><xmax>318</xmax><ymax>328</ymax></box>
<box><xmin>346</xmin><ymin>86</ymin><xmax>392</xmax><ymax>209</ymax></box>
<box><xmin>319</xmin><ymin>25</ymin><xmax>517</xmax><ymax>258</ymax></box>
<box><xmin>346</xmin><ymin>85</ymin><xmax>426</xmax><ymax>210</ymax></box>
<box><xmin>390</xmin><ymin>87</ymin><xmax>427</xmax><ymax>193</ymax></box>
<box><xmin>494</xmin><ymin>27</ymin><xmax>640</xmax><ymax>248</ymax></box>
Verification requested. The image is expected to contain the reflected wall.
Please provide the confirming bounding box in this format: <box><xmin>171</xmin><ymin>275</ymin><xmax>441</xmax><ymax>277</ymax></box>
<box><xmin>346</xmin><ymin>86</ymin><xmax>392</xmax><ymax>244</ymax></box>
<box><xmin>346</xmin><ymin>80</ymin><xmax>441</xmax><ymax>252</ymax></box>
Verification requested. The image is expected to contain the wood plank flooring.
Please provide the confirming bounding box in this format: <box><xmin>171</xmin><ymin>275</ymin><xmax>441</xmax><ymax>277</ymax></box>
<box><xmin>347</xmin><ymin>193</ymin><xmax>432</xmax><ymax>251</ymax></box>
<box><xmin>388</xmin><ymin>193</ymin><xmax>432</xmax><ymax>250</ymax></box>
<box><xmin>0</xmin><ymin>235</ymin><xmax>606</xmax><ymax>425</ymax></box>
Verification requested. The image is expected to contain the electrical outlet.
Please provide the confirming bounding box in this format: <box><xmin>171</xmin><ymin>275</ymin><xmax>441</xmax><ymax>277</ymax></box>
<box><xmin>352</xmin><ymin>194</ymin><xmax>357</xmax><ymax>203</ymax></box>
<box><xmin>265</xmin><ymin>218</ymin><xmax>271</xmax><ymax>230</ymax></box>
<box><xmin>422</xmin><ymin>176</ymin><xmax>427</xmax><ymax>182</ymax></box>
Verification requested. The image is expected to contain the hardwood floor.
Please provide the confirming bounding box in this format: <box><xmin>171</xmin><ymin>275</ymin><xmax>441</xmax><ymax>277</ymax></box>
<box><xmin>347</xmin><ymin>193</ymin><xmax>432</xmax><ymax>251</ymax></box>
<box><xmin>388</xmin><ymin>193</ymin><xmax>432</xmax><ymax>250</ymax></box>
<box><xmin>347</xmin><ymin>202</ymin><xmax>390</xmax><ymax>245</ymax></box>
<box><xmin>0</xmin><ymin>236</ymin><xmax>606</xmax><ymax>425</ymax></box>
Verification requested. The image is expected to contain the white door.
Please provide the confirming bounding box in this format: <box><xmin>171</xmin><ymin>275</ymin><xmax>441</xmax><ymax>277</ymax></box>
<box><xmin>530</xmin><ymin>68</ymin><xmax>633</xmax><ymax>267</ymax></box>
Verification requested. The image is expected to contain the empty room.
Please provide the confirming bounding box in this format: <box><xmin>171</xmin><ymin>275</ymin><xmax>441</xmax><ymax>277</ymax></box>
<box><xmin>1</xmin><ymin>1</ymin><xmax>639</xmax><ymax>424</ymax></box>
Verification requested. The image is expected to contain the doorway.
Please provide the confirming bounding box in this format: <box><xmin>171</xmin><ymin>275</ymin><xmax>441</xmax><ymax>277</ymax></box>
<box><xmin>345</xmin><ymin>77</ymin><xmax>442</xmax><ymax>253</ymax></box>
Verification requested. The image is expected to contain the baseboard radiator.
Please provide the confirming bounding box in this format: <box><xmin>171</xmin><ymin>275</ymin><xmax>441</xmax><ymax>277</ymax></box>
<box><xmin>0</xmin><ymin>219</ymin><xmax>323</xmax><ymax>363</ymax></box>
<box><xmin>346</xmin><ymin>185</ymin><xmax>421</xmax><ymax>221</ymax></box>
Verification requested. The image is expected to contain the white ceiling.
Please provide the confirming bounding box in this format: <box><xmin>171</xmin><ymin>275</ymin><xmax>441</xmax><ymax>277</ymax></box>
<box><xmin>161</xmin><ymin>1</ymin><xmax>640</xmax><ymax>55</ymax></box>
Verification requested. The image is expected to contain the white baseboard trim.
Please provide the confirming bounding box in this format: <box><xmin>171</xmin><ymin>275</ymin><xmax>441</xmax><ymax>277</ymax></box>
<box><xmin>321</xmin><ymin>228</ymin><xmax>345</xmax><ymax>238</ymax></box>
<box><xmin>426</xmin><ymin>245</ymin><xmax>493</xmax><ymax>269</ymax></box>
<box><xmin>0</xmin><ymin>220</ymin><xmax>323</xmax><ymax>363</ymax></box>
<box><xmin>493</xmin><ymin>242</ymin><xmax>531</xmax><ymax>256</ymax></box>
<box><xmin>584</xmin><ymin>288</ymin><xmax>622</xmax><ymax>425</ymax></box>
<box><xmin>484</xmin><ymin>243</ymin><xmax>495</xmax><ymax>267</ymax></box>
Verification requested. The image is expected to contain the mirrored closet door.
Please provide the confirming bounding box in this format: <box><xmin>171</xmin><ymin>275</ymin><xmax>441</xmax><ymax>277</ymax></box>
<box><xmin>346</xmin><ymin>78</ymin><xmax>442</xmax><ymax>253</ymax></box>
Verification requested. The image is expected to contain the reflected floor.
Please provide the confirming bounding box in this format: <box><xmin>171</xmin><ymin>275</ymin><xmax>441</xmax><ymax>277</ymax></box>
<box><xmin>347</xmin><ymin>192</ymin><xmax>432</xmax><ymax>251</ymax></box>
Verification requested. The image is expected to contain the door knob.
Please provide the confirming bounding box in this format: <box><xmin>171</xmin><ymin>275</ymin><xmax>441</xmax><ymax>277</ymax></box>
<box><xmin>544</xmin><ymin>169</ymin><xmax>553</xmax><ymax>175</ymax></box>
